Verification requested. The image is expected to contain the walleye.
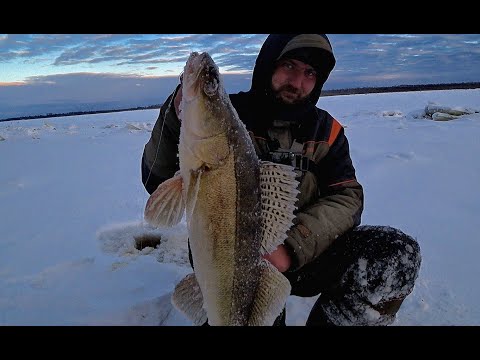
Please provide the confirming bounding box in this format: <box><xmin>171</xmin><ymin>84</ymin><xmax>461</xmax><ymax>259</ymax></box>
<box><xmin>144</xmin><ymin>52</ymin><xmax>299</xmax><ymax>326</ymax></box>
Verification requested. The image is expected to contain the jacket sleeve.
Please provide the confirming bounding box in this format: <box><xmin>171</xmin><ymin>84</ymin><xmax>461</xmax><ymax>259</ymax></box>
<box><xmin>284</xmin><ymin>128</ymin><xmax>364</xmax><ymax>271</ymax></box>
<box><xmin>141</xmin><ymin>84</ymin><xmax>182</xmax><ymax>194</ymax></box>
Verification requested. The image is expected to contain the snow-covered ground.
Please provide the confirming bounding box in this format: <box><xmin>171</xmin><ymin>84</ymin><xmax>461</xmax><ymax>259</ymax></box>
<box><xmin>1</xmin><ymin>88</ymin><xmax>479</xmax><ymax>325</ymax></box>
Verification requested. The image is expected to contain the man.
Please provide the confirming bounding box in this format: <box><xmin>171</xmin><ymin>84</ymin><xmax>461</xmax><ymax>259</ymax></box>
<box><xmin>141</xmin><ymin>34</ymin><xmax>421</xmax><ymax>326</ymax></box>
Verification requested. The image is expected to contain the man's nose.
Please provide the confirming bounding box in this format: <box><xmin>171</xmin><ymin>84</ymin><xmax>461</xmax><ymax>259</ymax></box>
<box><xmin>287</xmin><ymin>71</ymin><xmax>303</xmax><ymax>89</ymax></box>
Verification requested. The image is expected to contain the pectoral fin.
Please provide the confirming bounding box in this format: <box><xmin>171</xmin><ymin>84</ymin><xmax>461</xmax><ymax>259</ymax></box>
<box><xmin>144</xmin><ymin>172</ymin><xmax>185</xmax><ymax>227</ymax></box>
<box><xmin>259</xmin><ymin>161</ymin><xmax>300</xmax><ymax>255</ymax></box>
<box><xmin>171</xmin><ymin>273</ymin><xmax>208</xmax><ymax>326</ymax></box>
<box><xmin>248</xmin><ymin>260</ymin><xmax>291</xmax><ymax>326</ymax></box>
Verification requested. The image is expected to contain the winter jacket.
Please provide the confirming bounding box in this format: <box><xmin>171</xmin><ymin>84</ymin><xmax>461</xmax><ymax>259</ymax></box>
<box><xmin>142</xmin><ymin>34</ymin><xmax>364</xmax><ymax>271</ymax></box>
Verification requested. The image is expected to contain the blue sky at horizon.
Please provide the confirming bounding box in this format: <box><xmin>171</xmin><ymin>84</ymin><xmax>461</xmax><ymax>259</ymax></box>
<box><xmin>1</xmin><ymin>34</ymin><xmax>479</xmax><ymax>119</ymax></box>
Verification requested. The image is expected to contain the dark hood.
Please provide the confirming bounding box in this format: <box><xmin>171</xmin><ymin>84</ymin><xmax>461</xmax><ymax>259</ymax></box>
<box><xmin>250</xmin><ymin>34</ymin><xmax>336</xmax><ymax>106</ymax></box>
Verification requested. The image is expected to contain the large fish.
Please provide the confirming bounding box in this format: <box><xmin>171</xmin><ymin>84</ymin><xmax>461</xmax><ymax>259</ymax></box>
<box><xmin>144</xmin><ymin>52</ymin><xmax>299</xmax><ymax>326</ymax></box>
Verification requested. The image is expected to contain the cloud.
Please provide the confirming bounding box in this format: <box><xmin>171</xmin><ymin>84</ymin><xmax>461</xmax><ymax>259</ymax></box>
<box><xmin>0</xmin><ymin>81</ymin><xmax>24</xmax><ymax>86</ymax></box>
<box><xmin>2</xmin><ymin>34</ymin><xmax>479</xmax><ymax>88</ymax></box>
<box><xmin>1</xmin><ymin>34</ymin><xmax>267</xmax><ymax>74</ymax></box>
<box><xmin>0</xmin><ymin>71</ymin><xmax>252</xmax><ymax>120</ymax></box>
<box><xmin>1</xmin><ymin>34</ymin><xmax>479</xmax><ymax>119</ymax></box>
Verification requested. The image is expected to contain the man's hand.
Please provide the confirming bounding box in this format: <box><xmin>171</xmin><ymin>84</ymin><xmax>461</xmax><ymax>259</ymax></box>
<box><xmin>263</xmin><ymin>244</ymin><xmax>291</xmax><ymax>272</ymax></box>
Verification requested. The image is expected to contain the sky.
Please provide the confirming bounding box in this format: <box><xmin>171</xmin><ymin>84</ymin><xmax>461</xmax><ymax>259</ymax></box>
<box><xmin>1</xmin><ymin>88</ymin><xmax>479</xmax><ymax>326</ymax></box>
<box><xmin>1</xmin><ymin>34</ymin><xmax>480</xmax><ymax>121</ymax></box>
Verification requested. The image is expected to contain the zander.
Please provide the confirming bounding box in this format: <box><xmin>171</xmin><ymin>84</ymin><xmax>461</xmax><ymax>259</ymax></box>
<box><xmin>144</xmin><ymin>52</ymin><xmax>299</xmax><ymax>326</ymax></box>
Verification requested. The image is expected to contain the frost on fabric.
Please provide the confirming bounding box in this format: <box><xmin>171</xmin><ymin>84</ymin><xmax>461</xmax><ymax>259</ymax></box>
<box><xmin>321</xmin><ymin>225</ymin><xmax>421</xmax><ymax>326</ymax></box>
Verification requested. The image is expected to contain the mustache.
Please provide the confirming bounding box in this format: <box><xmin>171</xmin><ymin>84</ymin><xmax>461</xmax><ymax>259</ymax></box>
<box><xmin>277</xmin><ymin>84</ymin><xmax>300</xmax><ymax>95</ymax></box>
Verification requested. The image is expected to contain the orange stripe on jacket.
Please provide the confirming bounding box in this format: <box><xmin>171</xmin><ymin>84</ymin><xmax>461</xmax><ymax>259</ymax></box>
<box><xmin>328</xmin><ymin>119</ymin><xmax>343</xmax><ymax>146</ymax></box>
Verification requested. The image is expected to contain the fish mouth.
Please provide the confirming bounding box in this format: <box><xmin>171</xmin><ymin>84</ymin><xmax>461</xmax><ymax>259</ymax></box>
<box><xmin>183</xmin><ymin>52</ymin><xmax>220</xmax><ymax>100</ymax></box>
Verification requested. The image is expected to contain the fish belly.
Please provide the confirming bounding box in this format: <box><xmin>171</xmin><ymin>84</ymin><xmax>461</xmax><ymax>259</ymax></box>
<box><xmin>186</xmin><ymin>152</ymin><xmax>262</xmax><ymax>325</ymax></box>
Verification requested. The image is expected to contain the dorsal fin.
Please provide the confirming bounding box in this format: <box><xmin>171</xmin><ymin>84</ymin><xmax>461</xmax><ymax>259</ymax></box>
<box><xmin>259</xmin><ymin>161</ymin><xmax>299</xmax><ymax>255</ymax></box>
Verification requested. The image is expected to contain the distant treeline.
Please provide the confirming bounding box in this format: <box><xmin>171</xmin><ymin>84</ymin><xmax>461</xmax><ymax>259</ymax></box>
<box><xmin>320</xmin><ymin>82</ymin><xmax>480</xmax><ymax>97</ymax></box>
<box><xmin>0</xmin><ymin>105</ymin><xmax>161</xmax><ymax>123</ymax></box>
<box><xmin>2</xmin><ymin>82</ymin><xmax>479</xmax><ymax>122</ymax></box>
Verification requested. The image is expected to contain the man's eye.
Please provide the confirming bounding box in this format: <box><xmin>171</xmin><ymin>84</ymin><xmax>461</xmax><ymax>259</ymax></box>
<box><xmin>306</xmin><ymin>70</ymin><xmax>317</xmax><ymax>78</ymax></box>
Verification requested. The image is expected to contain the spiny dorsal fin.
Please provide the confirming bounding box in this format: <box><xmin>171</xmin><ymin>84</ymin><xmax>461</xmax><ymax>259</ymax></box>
<box><xmin>259</xmin><ymin>161</ymin><xmax>300</xmax><ymax>255</ymax></box>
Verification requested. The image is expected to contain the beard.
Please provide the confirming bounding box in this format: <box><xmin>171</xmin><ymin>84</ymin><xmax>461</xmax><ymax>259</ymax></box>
<box><xmin>271</xmin><ymin>84</ymin><xmax>310</xmax><ymax>105</ymax></box>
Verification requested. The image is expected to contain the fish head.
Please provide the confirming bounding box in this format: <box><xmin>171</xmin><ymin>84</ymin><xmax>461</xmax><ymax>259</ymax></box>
<box><xmin>179</xmin><ymin>52</ymin><xmax>233</xmax><ymax>172</ymax></box>
<box><xmin>182</xmin><ymin>52</ymin><xmax>220</xmax><ymax>100</ymax></box>
<box><xmin>180</xmin><ymin>52</ymin><xmax>230</xmax><ymax>135</ymax></box>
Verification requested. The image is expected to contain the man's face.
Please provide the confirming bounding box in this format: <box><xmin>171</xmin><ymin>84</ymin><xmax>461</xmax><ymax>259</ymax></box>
<box><xmin>271</xmin><ymin>58</ymin><xmax>317</xmax><ymax>105</ymax></box>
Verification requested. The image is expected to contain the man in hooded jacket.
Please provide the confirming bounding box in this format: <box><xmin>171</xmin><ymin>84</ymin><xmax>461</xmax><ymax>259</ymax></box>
<box><xmin>141</xmin><ymin>34</ymin><xmax>422</xmax><ymax>326</ymax></box>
